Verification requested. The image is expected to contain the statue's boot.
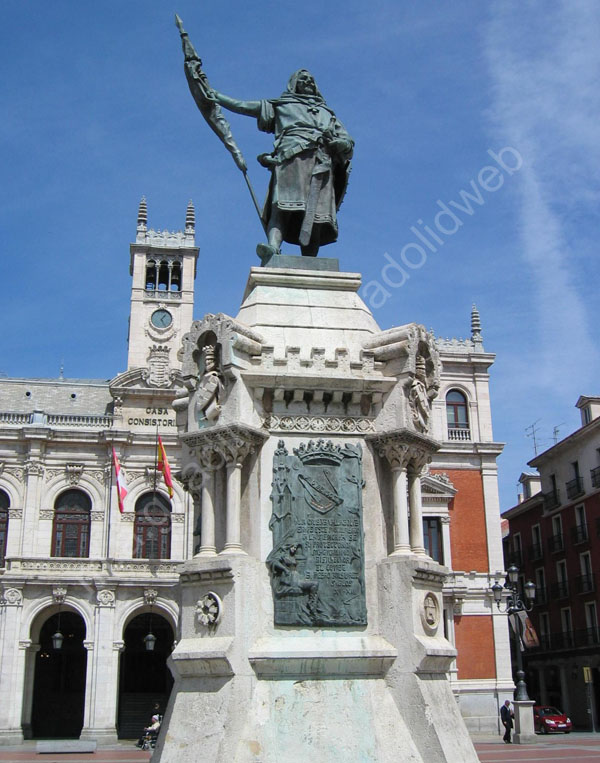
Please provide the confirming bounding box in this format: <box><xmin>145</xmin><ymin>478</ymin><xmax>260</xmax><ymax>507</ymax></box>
<box><xmin>256</xmin><ymin>243</ymin><xmax>280</xmax><ymax>263</ymax></box>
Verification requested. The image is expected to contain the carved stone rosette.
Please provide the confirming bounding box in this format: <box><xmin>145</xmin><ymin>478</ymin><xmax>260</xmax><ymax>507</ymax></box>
<box><xmin>196</xmin><ymin>591</ymin><xmax>223</xmax><ymax>626</ymax></box>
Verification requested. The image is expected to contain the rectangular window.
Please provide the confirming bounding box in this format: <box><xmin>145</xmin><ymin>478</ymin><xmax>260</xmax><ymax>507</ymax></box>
<box><xmin>539</xmin><ymin>612</ymin><xmax>551</xmax><ymax>649</ymax></box>
<box><xmin>535</xmin><ymin>567</ymin><xmax>546</xmax><ymax>604</ymax></box>
<box><xmin>423</xmin><ymin>517</ymin><xmax>443</xmax><ymax>563</ymax></box>
<box><xmin>585</xmin><ymin>601</ymin><xmax>597</xmax><ymax>629</ymax></box>
<box><xmin>581</xmin><ymin>552</ymin><xmax>592</xmax><ymax>578</ymax></box>
<box><xmin>561</xmin><ymin>608</ymin><xmax>572</xmax><ymax>632</ymax></box>
<box><xmin>583</xmin><ymin>407</ymin><xmax>592</xmax><ymax>425</ymax></box>
<box><xmin>513</xmin><ymin>533</ymin><xmax>522</xmax><ymax>564</ymax></box>
<box><xmin>561</xmin><ymin>608</ymin><xmax>573</xmax><ymax>647</ymax></box>
<box><xmin>552</xmin><ymin>515</ymin><xmax>562</xmax><ymax>536</ymax></box>
<box><xmin>554</xmin><ymin>560</ymin><xmax>569</xmax><ymax>599</ymax></box>
<box><xmin>530</xmin><ymin>524</ymin><xmax>543</xmax><ymax>559</ymax></box>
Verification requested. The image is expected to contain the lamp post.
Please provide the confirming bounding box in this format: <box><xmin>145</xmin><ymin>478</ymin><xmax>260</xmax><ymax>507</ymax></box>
<box><xmin>492</xmin><ymin>565</ymin><xmax>536</xmax><ymax>701</ymax></box>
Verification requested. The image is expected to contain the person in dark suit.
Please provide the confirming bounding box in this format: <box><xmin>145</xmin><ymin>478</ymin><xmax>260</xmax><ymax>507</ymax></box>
<box><xmin>500</xmin><ymin>700</ymin><xmax>514</xmax><ymax>743</ymax></box>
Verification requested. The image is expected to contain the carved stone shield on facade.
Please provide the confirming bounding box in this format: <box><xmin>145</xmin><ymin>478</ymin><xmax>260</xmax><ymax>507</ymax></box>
<box><xmin>267</xmin><ymin>439</ymin><xmax>367</xmax><ymax>627</ymax></box>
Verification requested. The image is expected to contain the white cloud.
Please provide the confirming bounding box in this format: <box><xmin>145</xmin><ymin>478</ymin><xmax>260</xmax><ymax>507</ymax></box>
<box><xmin>484</xmin><ymin>0</ymin><xmax>600</xmax><ymax>394</ymax></box>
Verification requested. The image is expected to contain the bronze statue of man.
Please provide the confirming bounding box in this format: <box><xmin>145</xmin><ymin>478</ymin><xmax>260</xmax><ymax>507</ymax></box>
<box><xmin>211</xmin><ymin>70</ymin><xmax>354</xmax><ymax>259</ymax></box>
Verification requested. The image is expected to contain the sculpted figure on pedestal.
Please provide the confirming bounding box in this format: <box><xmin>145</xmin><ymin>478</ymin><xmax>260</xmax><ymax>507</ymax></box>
<box><xmin>194</xmin><ymin>344</ymin><xmax>224</xmax><ymax>424</ymax></box>
<box><xmin>176</xmin><ymin>17</ymin><xmax>353</xmax><ymax>260</ymax></box>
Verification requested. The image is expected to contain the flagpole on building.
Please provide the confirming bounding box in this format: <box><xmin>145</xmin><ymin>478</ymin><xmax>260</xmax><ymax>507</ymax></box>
<box><xmin>153</xmin><ymin>424</ymin><xmax>159</xmax><ymax>500</ymax></box>
<box><xmin>106</xmin><ymin>450</ymin><xmax>114</xmax><ymax>560</ymax></box>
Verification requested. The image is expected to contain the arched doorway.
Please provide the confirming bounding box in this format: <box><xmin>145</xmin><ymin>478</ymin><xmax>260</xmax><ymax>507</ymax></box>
<box><xmin>31</xmin><ymin>611</ymin><xmax>87</xmax><ymax>738</ymax></box>
<box><xmin>117</xmin><ymin>612</ymin><xmax>174</xmax><ymax>739</ymax></box>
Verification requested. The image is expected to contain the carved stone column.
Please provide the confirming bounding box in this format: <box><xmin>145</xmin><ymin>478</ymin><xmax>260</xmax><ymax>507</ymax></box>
<box><xmin>224</xmin><ymin>460</ymin><xmax>244</xmax><ymax>554</ymax></box>
<box><xmin>408</xmin><ymin>462</ymin><xmax>426</xmax><ymax>555</ymax></box>
<box><xmin>183</xmin><ymin>425</ymin><xmax>267</xmax><ymax>557</ymax></box>
<box><xmin>372</xmin><ymin>438</ymin><xmax>411</xmax><ymax>556</ymax></box>
<box><xmin>368</xmin><ymin>429</ymin><xmax>439</xmax><ymax>558</ymax></box>
<box><xmin>197</xmin><ymin>464</ymin><xmax>218</xmax><ymax>556</ymax></box>
<box><xmin>221</xmin><ymin>432</ymin><xmax>262</xmax><ymax>555</ymax></box>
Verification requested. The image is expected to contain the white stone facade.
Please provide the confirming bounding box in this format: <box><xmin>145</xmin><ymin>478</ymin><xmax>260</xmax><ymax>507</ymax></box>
<box><xmin>0</xmin><ymin>202</ymin><xmax>198</xmax><ymax>744</ymax></box>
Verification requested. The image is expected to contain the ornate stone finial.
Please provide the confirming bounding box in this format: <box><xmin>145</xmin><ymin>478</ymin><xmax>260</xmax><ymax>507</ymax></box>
<box><xmin>137</xmin><ymin>196</ymin><xmax>148</xmax><ymax>230</ymax></box>
<box><xmin>471</xmin><ymin>304</ymin><xmax>481</xmax><ymax>337</ymax></box>
<box><xmin>185</xmin><ymin>199</ymin><xmax>195</xmax><ymax>232</ymax></box>
<box><xmin>471</xmin><ymin>304</ymin><xmax>483</xmax><ymax>348</ymax></box>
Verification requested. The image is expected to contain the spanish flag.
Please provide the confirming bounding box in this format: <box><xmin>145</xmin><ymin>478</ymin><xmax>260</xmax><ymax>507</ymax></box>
<box><xmin>157</xmin><ymin>436</ymin><xmax>174</xmax><ymax>499</ymax></box>
<box><xmin>111</xmin><ymin>447</ymin><xmax>128</xmax><ymax>514</ymax></box>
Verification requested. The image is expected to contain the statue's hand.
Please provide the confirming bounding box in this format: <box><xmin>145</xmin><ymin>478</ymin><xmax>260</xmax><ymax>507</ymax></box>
<box><xmin>257</xmin><ymin>153</ymin><xmax>278</xmax><ymax>168</ymax></box>
<box><xmin>328</xmin><ymin>138</ymin><xmax>352</xmax><ymax>155</ymax></box>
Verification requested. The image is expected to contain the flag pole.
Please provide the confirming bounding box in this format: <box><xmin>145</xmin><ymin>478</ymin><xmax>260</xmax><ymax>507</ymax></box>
<box><xmin>106</xmin><ymin>450</ymin><xmax>114</xmax><ymax>560</ymax></box>
<box><xmin>175</xmin><ymin>15</ymin><xmax>268</xmax><ymax>235</ymax></box>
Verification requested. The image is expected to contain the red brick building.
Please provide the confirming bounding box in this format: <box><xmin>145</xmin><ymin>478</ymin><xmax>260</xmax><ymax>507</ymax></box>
<box><xmin>503</xmin><ymin>396</ymin><xmax>600</xmax><ymax>728</ymax></box>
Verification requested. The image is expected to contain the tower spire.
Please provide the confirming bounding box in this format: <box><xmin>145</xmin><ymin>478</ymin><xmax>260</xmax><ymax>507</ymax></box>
<box><xmin>471</xmin><ymin>303</ymin><xmax>483</xmax><ymax>349</ymax></box>
<box><xmin>185</xmin><ymin>199</ymin><xmax>195</xmax><ymax>233</ymax></box>
<box><xmin>137</xmin><ymin>196</ymin><xmax>148</xmax><ymax>232</ymax></box>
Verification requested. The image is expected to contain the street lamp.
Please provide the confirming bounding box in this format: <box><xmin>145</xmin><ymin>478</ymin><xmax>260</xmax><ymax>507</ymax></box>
<box><xmin>144</xmin><ymin>606</ymin><xmax>156</xmax><ymax>652</ymax></box>
<box><xmin>492</xmin><ymin>566</ymin><xmax>536</xmax><ymax>701</ymax></box>
<box><xmin>52</xmin><ymin>605</ymin><xmax>64</xmax><ymax>651</ymax></box>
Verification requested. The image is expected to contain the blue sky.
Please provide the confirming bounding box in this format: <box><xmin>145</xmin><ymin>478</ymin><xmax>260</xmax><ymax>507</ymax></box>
<box><xmin>2</xmin><ymin>1</ymin><xmax>599</xmax><ymax>511</ymax></box>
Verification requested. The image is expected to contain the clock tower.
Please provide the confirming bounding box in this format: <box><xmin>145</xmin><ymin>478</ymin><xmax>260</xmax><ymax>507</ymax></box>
<box><xmin>126</xmin><ymin>197</ymin><xmax>198</xmax><ymax>379</ymax></box>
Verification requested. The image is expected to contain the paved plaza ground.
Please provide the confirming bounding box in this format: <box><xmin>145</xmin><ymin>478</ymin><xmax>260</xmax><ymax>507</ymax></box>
<box><xmin>0</xmin><ymin>734</ymin><xmax>600</xmax><ymax>762</ymax></box>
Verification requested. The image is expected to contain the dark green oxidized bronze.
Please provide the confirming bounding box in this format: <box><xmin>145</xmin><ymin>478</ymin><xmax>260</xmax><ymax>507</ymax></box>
<box><xmin>175</xmin><ymin>16</ymin><xmax>353</xmax><ymax>260</ymax></box>
<box><xmin>267</xmin><ymin>439</ymin><xmax>367</xmax><ymax>627</ymax></box>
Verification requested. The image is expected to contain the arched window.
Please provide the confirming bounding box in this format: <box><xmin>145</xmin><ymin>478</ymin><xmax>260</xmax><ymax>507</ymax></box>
<box><xmin>157</xmin><ymin>261</ymin><xmax>169</xmax><ymax>291</ymax></box>
<box><xmin>52</xmin><ymin>489</ymin><xmax>91</xmax><ymax>557</ymax></box>
<box><xmin>446</xmin><ymin>390</ymin><xmax>470</xmax><ymax>440</ymax></box>
<box><xmin>145</xmin><ymin>260</ymin><xmax>157</xmax><ymax>290</ymax></box>
<box><xmin>0</xmin><ymin>489</ymin><xmax>9</xmax><ymax>565</ymax></box>
<box><xmin>133</xmin><ymin>493</ymin><xmax>171</xmax><ymax>560</ymax></box>
<box><xmin>170</xmin><ymin>262</ymin><xmax>181</xmax><ymax>292</ymax></box>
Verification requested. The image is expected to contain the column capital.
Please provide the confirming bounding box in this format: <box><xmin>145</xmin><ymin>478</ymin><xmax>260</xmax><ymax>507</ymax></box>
<box><xmin>367</xmin><ymin>428</ymin><xmax>439</xmax><ymax>470</ymax></box>
<box><xmin>183</xmin><ymin>424</ymin><xmax>268</xmax><ymax>472</ymax></box>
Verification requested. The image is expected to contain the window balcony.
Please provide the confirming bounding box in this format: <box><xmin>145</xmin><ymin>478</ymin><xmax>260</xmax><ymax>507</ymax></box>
<box><xmin>591</xmin><ymin>466</ymin><xmax>600</xmax><ymax>489</ymax></box>
<box><xmin>543</xmin><ymin>490</ymin><xmax>561</xmax><ymax>511</ymax></box>
<box><xmin>549</xmin><ymin>580</ymin><xmax>569</xmax><ymax>599</ymax></box>
<box><xmin>537</xmin><ymin>633</ymin><xmax>552</xmax><ymax>651</ymax></box>
<box><xmin>575</xmin><ymin>573</ymin><xmax>595</xmax><ymax>594</ymax></box>
<box><xmin>566</xmin><ymin>477</ymin><xmax>584</xmax><ymax>500</ymax></box>
<box><xmin>571</xmin><ymin>524</ymin><xmax>589</xmax><ymax>545</ymax></box>
<box><xmin>144</xmin><ymin>288</ymin><xmax>181</xmax><ymax>301</ymax></box>
<box><xmin>547</xmin><ymin>532</ymin><xmax>564</xmax><ymax>553</ymax></box>
<box><xmin>577</xmin><ymin>626</ymin><xmax>600</xmax><ymax>646</ymax></box>
<box><xmin>527</xmin><ymin>542</ymin><xmax>543</xmax><ymax>561</ymax></box>
<box><xmin>534</xmin><ymin>586</ymin><xmax>548</xmax><ymax>606</ymax></box>
<box><xmin>447</xmin><ymin>427</ymin><xmax>471</xmax><ymax>441</ymax></box>
<box><xmin>552</xmin><ymin>630</ymin><xmax>575</xmax><ymax>649</ymax></box>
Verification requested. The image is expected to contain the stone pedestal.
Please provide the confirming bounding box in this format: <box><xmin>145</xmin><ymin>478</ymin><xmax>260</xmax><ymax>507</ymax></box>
<box><xmin>513</xmin><ymin>700</ymin><xmax>536</xmax><ymax>744</ymax></box>
<box><xmin>156</xmin><ymin>258</ymin><xmax>478</xmax><ymax>762</ymax></box>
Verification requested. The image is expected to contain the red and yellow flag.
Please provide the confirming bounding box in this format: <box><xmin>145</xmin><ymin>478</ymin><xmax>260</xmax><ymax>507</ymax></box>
<box><xmin>111</xmin><ymin>447</ymin><xmax>128</xmax><ymax>514</ymax></box>
<box><xmin>157</xmin><ymin>436</ymin><xmax>174</xmax><ymax>499</ymax></box>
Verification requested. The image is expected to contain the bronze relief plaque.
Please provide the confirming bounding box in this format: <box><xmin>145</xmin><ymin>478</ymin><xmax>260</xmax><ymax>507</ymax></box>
<box><xmin>267</xmin><ymin>439</ymin><xmax>367</xmax><ymax>626</ymax></box>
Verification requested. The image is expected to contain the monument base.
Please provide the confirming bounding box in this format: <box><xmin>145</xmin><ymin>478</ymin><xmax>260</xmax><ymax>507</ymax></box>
<box><xmin>154</xmin><ymin>554</ymin><xmax>478</xmax><ymax>763</ymax></box>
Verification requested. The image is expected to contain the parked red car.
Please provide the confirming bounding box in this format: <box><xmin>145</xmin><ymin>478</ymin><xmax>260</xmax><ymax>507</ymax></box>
<box><xmin>533</xmin><ymin>706</ymin><xmax>572</xmax><ymax>734</ymax></box>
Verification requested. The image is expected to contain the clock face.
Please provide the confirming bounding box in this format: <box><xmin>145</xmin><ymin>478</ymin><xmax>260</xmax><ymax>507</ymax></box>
<box><xmin>150</xmin><ymin>309</ymin><xmax>172</xmax><ymax>329</ymax></box>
